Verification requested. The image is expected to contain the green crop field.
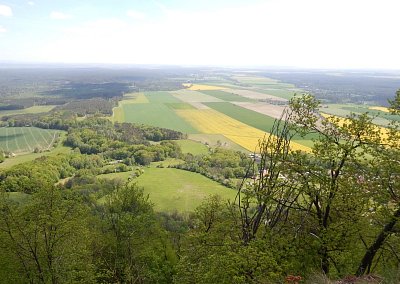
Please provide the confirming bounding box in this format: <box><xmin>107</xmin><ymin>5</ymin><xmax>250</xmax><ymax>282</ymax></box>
<box><xmin>205</xmin><ymin>102</ymin><xmax>278</xmax><ymax>132</ymax></box>
<box><xmin>145</xmin><ymin>91</ymin><xmax>183</xmax><ymax>103</ymax></box>
<box><xmin>99</xmin><ymin>167</ymin><xmax>236</xmax><ymax>212</ymax></box>
<box><xmin>199</xmin><ymin>90</ymin><xmax>255</xmax><ymax>102</ymax></box>
<box><xmin>122</xmin><ymin>103</ymin><xmax>199</xmax><ymax>133</ymax></box>
<box><xmin>0</xmin><ymin>127</ymin><xmax>61</xmax><ymax>154</ymax></box>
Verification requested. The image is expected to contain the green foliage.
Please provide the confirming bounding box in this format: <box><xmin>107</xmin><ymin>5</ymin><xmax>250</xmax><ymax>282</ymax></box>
<box><xmin>174</xmin><ymin>147</ymin><xmax>251</xmax><ymax>188</ymax></box>
<box><xmin>0</xmin><ymin>187</ymin><xmax>94</xmax><ymax>283</ymax></box>
<box><xmin>92</xmin><ymin>183</ymin><xmax>176</xmax><ymax>283</ymax></box>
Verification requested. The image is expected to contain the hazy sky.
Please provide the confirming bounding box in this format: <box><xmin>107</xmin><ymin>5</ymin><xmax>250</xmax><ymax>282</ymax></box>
<box><xmin>0</xmin><ymin>0</ymin><xmax>399</xmax><ymax>68</ymax></box>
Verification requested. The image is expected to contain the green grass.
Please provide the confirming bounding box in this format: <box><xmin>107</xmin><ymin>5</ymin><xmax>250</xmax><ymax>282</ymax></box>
<box><xmin>145</xmin><ymin>91</ymin><xmax>183</xmax><ymax>103</ymax></box>
<box><xmin>99</xmin><ymin>168</ymin><xmax>237</xmax><ymax>212</ymax></box>
<box><xmin>205</xmin><ymin>102</ymin><xmax>318</xmax><ymax>145</ymax></box>
<box><xmin>0</xmin><ymin>144</ymin><xmax>71</xmax><ymax>169</ymax></box>
<box><xmin>122</xmin><ymin>103</ymin><xmax>199</xmax><ymax>134</ymax></box>
<box><xmin>175</xmin><ymin>139</ymin><xmax>210</xmax><ymax>155</ymax></box>
<box><xmin>198</xmin><ymin>90</ymin><xmax>255</xmax><ymax>102</ymax></box>
<box><xmin>0</xmin><ymin>127</ymin><xmax>61</xmax><ymax>154</ymax></box>
<box><xmin>0</xmin><ymin>105</ymin><xmax>56</xmax><ymax>118</ymax></box>
<box><xmin>150</xmin><ymin>158</ymin><xmax>184</xmax><ymax>167</ymax></box>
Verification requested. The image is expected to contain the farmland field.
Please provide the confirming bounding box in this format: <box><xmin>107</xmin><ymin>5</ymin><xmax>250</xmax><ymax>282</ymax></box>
<box><xmin>145</xmin><ymin>91</ymin><xmax>183</xmax><ymax>103</ymax></box>
<box><xmin>0</xmin><ymin>127</ymin><xmax>61</xmax><ymax>154</ymax></box>
<box><xmin>99</xmin><ymin>167</ymin><xmax>236</xmax><ymax>212</ymax></box>
<box><xmin>198</xmin><ymin>90</ymin><xmax>255</xmax><ymax>102</ymax></box>
<box><xmin>174</xmin><ymin>139</ymin><xmax>210</xmax><ymax>155</ymax></box>
<box><xmin>171</xmin><ymin>90</ymin><xmax>223</xmax><ymax>103</ymax></box>
<box><xmin>255</xmin><ymin>88</ymin><xmax>298</xmax><ymax>100</ymax></box>
<box><xmin>223</xmin><ymin>89</ymin><xmax>288</xmax><ymax>102</ymax></box>
<box><xmin>321</xmin><ymin>104</ymin><xmax>400</xmax><ymax>125</ymax></box>
<box><xmin>121</xmin><ymin>100</ymin><xmax>199</xmax><ymax>133</ymax></box>
<box><xmin>182</xmin><ymin>83</ymin><xmax>228</xmax><ymax>91</ymax></box>
<box><xmin>0</xmin><ymin>105</ymin><xmax>56</xmax><ymax>118</ymax></box>
<box><xmin>188</xmin><ymin>134</ymin><xmax>249</xmax><ymax>152</ymax></box>
<box><xmin>176</xmin><ymin>108</ymin><xmax>310</xmax><ymax>152</ymax></box>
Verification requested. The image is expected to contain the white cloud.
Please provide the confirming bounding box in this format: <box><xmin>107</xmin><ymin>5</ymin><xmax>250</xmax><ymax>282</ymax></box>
<box><xmin>35</xmin><ymin>0</ymin><xmax>400</xmax><ymax>68</ymax></box>
<box><xmin>28</xmin><ymin>1</ymin><xmax>34</xmax><ymax>6</ymax></box>
<box><xmin>0</xmin><ymin>25</ymin><xmax>6</xmax><ymax>33</ymax></box>
<box><xmin>50</xmin><ymin>11</ymin><xmax>71</xmax><ymax>20</ymax></box>
<box><xmin>0</xmin><ymin>4</ymin><xmax>12</xmax><ymax>17</ymax></box>
<box><xmin>126</xmin><ymin>10</ymin><xmax>146</xmax><ymax>20</ymax></box>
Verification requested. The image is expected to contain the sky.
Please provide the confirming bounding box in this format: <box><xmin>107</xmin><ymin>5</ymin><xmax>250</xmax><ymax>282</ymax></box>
<box><xmin>0</xmin><ymin>0</ymin><xmax>399</xmax><ymax>69</ymax></box>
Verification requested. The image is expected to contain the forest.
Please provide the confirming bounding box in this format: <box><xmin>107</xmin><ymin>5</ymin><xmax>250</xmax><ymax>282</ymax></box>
<box><xmin>0</xmin><ymin>88</ymin><xmax>399</xmax><ymax>283</ymax></box>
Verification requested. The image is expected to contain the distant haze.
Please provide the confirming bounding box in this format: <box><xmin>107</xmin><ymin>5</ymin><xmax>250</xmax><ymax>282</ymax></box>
<box><xmin>0</xmin><ymin>0</ymin><xmax>399</xmax><ymax>69</ymax></box>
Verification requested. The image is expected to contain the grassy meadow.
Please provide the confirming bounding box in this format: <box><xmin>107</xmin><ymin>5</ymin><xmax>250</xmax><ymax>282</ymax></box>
<box><xmin>99</xmin><ymin>167</ymin><xmax>237</xmax><ymax>212</ymax></box>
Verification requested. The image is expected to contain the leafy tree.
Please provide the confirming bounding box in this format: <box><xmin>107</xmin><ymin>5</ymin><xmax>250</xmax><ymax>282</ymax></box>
<box><xmin>92</xmin><ymin>183</ymin><xmax>176</xmax><ymax>283</ymax></box>
<box><xmin>0</xmin><ymin>186</ymin><xmax>94</xmax><ymax>283</ymax></box>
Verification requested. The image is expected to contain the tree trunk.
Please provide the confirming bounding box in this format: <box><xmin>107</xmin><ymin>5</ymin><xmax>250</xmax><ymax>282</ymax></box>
<box><xmin>356</xmin><ymin>207</ymin><xmax>400</xmax><ymax>276</ymax></box>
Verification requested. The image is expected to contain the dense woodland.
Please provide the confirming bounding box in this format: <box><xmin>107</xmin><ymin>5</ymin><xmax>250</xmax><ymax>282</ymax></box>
<box><xmin>0</xmin><ymin>89</ymin><xmax>399</xmax><ymax>283</ymax></box>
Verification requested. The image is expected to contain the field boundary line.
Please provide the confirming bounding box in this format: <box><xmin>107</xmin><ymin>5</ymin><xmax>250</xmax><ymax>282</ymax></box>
<box><xmin>13</xmin><ymin>127</ymin><xmax>22</xmax><ymax>153</ymax></box>
<box><xmin>23</xmin><ymin>127</ymin><xmax>33</xmax><ymax>152</ymax></box>
<box><xmin>36</xmin><ymin>128</ymin><xmax>50</xmax><ymax>149</ymax></box>
<box><xmin>5</xmin><ymin>127</ymin><xmax>9</xmax><ymax>151</ymax></box>
<box><xmin>28</xmin><ymin>127</ymin><xmax>41</xmax><ymax>149</ymax></box>
<box><xmin>46</xmin><ymin>132</ymin><xmax>58</xmax><ymax>150</ymax></box>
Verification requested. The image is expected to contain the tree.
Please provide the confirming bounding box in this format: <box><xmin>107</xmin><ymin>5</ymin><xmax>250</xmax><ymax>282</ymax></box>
<box><xmin>92</xmin><ymin>183</ymin><xmax>176</xmax><ymax>283</ymax></box>
<box><xmin>356</xmin><ymin>90</ymin><xmax>400</xmax><ymax>276</ymax></box>
<box><xmin>0</xmin><ymin>186</ymin><xmax>94</xmax><ymax>283</ymax></box>
<box><xmin>288</xmin><ymin>94</ymin><xmax>382</xmax><ymax>275</ymax></box>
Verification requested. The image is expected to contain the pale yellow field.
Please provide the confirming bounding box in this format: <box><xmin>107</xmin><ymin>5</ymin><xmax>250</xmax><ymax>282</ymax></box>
<box><xmin>120</xmin><ymin>93</ymin><xmax>149</xmax><ymax>104</ymax></box>
<box><xmin>182</xmin><ymin>83</ymin><xmax>227</xmax><ymax>91</ymax></box>
<box><xmin>176</xmin><ymin>109</ymin><xmax>310</xmax><ymax>153</ymax></box>
<box><xmin>369</xmin><ymin>106</ymin><xmax>390</xmax><ymax>113</ymax></box>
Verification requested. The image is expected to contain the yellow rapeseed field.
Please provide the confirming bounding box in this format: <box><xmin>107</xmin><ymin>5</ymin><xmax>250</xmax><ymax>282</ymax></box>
<box><xmin>182</xmin><ymin>83</ymin><xmax>227</xmax><ymax>91</ymax></box>
<box><xmin>321</xmin><ymin>113</ymin><xmax>390</xmax><ymax>140</ymax></box>
<box><xmin>368</xmin><ymin>106</ymin><xmax>390</xmax><ymax>113</ymax></box>
<box><xmin>176</xmin><ymin>109</ymin><xmax>310</xmax><ymax>153</ymax></box>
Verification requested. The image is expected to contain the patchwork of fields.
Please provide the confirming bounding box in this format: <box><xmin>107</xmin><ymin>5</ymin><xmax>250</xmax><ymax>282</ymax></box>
<box><xmin>0</xmin><ymin>127</ymin><xmax>60</xmax><ymax>154</ymax></box>
<box><xmin>112</xmin><ymin>79</ymin><xmax>315</xmax><ymax>152</ymax></box>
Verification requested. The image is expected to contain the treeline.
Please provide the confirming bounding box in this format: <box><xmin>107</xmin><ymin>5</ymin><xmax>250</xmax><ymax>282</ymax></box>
<box><xmin>173</xmin><ymin>148</ymin><xmax>252</xmax><ymax>188</ymax></box>
<box><xmin>0</xmin><ymin>97</ymin><xmax>69</xmax><ymax>110</ymax></box>
<box><xmin>52</xmin><ymin>98</ymin><xmax>115</xmax><ymax>116</ymax></box>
